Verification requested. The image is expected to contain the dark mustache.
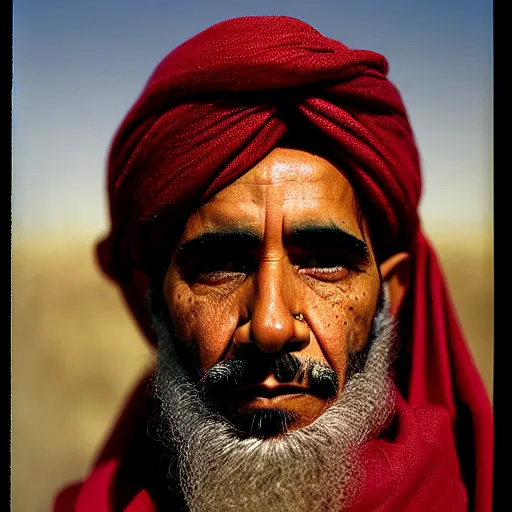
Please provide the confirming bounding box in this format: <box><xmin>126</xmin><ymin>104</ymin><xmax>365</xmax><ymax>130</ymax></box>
<box><xmin>199</xmin><ymin>352</ymin><xmax>338</xmax><ymax>400</ymax></box>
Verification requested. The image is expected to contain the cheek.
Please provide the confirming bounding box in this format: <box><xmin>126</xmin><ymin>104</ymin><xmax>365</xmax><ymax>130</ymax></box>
<box><xmin>165</xmin><ymin>274</ymin><xmax>241</xmax><ymax>372</ymax></box>
<box><xmin>304</xmin><ymin>277</ymin><xmax>380</xmax><ymax>374</ymax></box>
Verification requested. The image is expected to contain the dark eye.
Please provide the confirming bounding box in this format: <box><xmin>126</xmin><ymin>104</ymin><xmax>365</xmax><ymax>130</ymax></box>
<box><xmin>186</xmin><ymin>253</ymin><xmax>256</xmax><ymax>284</ymax></box>
<box><xmin>297</xmin><ymin>252</ymin><xmax>359</xmax><ymax>282</ymax></box>
<box><xmin>197</xmin><ymin>256</ymin><xmax>249</xmax><ymax>274</ymax></box>
<box><xmin>303</xmin><ymin>255</ymin><xmax>341</xmax><ymax>269</ymax></box>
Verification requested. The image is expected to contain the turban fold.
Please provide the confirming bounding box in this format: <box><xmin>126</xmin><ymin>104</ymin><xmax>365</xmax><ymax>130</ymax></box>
<box><xmin>72</xmin><ymin>15</ymin><xmax>490</xmax><ymax>511</ymax></box>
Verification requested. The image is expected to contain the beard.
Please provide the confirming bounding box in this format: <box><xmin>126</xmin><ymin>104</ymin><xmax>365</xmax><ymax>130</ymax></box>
<box><xmin>146</xmin><ymin>285</ymin><xmax>396</xmax><ymax>512</ymax></box>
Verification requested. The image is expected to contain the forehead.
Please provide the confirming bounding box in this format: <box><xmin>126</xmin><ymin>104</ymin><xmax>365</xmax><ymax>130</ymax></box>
<box><xmin>183</xmin><ymin>147</ymin><xmax>362</xmax><ymax>237</ymax></box>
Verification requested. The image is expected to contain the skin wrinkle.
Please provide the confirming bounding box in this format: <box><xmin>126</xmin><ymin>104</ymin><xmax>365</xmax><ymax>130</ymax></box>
<box><xmin>166</xmin><ymin>280</ymin><xmax>241</xmax><ymax>368</ymax></box>
<box><xmin>257</xmin><ymin>178</ymin><xmax>294</xmax><ymax>344</ymax></box>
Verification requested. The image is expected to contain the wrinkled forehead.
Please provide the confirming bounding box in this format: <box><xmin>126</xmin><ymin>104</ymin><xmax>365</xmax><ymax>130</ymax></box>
<box><xmin>180</xmin><ymin>148</ymin><xmax>366</xmax><ymax>240</ymax></box>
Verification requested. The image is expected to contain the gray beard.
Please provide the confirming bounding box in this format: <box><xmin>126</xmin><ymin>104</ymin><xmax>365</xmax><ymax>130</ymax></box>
<box><xmin>148</xmin><ymin>285</ymin><xmax>396</xmax><ymax>512</ymax></box>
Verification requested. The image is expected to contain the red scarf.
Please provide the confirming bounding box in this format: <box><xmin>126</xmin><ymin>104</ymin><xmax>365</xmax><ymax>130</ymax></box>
<box><xmin>54</xmin><ymin>378</ymin><xmax>469</xmax><ymax>511</ymax></box>
<box><xmin>55</xmin><ymin>16</ymin><xmax>493</xmax><ymax>511</ymax></box>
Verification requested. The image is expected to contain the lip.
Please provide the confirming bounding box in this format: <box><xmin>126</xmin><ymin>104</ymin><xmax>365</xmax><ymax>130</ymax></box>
<box><xmin>228</xmin><ymin>384</ymin><xmax>314</xmax><ymax>400</ymax></box>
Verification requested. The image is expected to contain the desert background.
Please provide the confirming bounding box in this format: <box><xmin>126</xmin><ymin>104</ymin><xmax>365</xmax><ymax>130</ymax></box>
<box><xmin>12</xmin><ymin>1</ymin><xmax>492</xmax><ymax>510</ymax></box>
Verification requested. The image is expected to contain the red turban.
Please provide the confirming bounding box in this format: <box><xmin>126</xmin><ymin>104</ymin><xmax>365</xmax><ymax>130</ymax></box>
<box><xmin>56</xmin><ymin>16</ymin><xmax>493</xmax><ymax>511</ymax></box>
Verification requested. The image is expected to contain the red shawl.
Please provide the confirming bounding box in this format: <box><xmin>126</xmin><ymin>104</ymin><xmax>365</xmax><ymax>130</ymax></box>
<box><xmin>54</xmin><ymin>16</ymin><xmax>493</xmax><ymax>511</ymax></box>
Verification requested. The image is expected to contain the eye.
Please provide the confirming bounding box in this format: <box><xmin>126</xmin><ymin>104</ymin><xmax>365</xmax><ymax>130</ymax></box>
<box><xmin>186</xmin><ymin>253</ymin><xmax>255</xmax><ymax>284</ymax></box>
<box><xmin>198</xmin><ymin>256</ymin><xmax>243</xmax><ymax>273</ymax></box>
<box><xmin>297</xmin><ymin>252</ymin><xmax>358</xmax><ymax>282</ymax></box>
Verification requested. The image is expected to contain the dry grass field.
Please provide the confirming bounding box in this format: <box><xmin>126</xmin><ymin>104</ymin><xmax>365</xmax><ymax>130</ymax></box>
<box><xmin>11</xmin><ymin>232</ymin><xmax>493</xmax><ymax>512</ymax></box>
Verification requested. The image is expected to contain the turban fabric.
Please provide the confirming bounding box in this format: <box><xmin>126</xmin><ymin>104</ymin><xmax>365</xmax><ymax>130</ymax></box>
<box><xmin>55</xmin><ymin>16</ymin><xmax>493</xmax><ymax>511</ymax></box>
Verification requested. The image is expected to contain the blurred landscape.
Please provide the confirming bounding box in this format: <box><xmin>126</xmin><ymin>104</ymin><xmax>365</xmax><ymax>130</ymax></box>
<box><xmin>11</xmin><ymin>231</ymin><xmax>493</xmax><ymax>512</ymax></box>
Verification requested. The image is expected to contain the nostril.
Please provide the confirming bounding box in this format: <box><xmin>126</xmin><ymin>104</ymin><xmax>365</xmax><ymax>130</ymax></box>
<box><xmin>281</xmin><ymin>338</ymin><xmax>309</xmax><ymax>354</ymax></box>
<box><xmin>254</xmin><ymin>336</ymin><xmax>292</xmax><ymax>354</ymax></box>
<box><xmin>286</xmin><ymin>338</ymin><xmax>310</xmax><ymax>352</ymax></box>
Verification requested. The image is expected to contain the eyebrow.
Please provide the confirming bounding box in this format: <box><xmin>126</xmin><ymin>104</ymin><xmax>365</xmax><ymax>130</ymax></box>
<box><xmin>174</xmin><ymin>223</ymin><xmax>372</xmax><ymax>268</ymax></box>
<box><xmin>174</xmin><ymin>227</ymin><xmax>262</xmax><ymax>261</ymax></box>
<box><xmin>285</xmin><ymin>223</ymin><xmax>372</xmax><ymax>267</ymax></box>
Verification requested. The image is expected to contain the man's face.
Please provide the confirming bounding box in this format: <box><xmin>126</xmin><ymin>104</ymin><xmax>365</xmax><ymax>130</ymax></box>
<box><xmin>163</xmin><ymin>147</ymin><xmax>381</xmax><ymax>434</ymax></box>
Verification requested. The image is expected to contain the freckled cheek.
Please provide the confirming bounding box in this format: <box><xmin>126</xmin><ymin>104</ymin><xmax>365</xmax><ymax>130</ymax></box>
<box><xmin>166</xmin><ymin>282</ymin><xmax>241</xmax><ymax>372</ymax></box>
<box><xmin>306</xmin><ymin>285</ymin><xmax>378</xmax><ymax>374</ymax></box>
<box><xmin>345</xmin><ymin>301</ymin><xmax>376</xmax><ymax>353</ymax></box>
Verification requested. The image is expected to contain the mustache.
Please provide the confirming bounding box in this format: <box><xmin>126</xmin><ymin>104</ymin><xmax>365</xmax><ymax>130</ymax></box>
<box><xmin>198</xmin><ymin>351</ymin><xmax>339</xmax><ymax>400</ymax></box>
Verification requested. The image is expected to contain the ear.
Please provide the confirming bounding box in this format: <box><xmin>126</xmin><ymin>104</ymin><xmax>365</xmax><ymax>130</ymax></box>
<box><xmin>379</xmin><ymin>252</ymin><xmax>411</xmax><ymax>318</ymax></box>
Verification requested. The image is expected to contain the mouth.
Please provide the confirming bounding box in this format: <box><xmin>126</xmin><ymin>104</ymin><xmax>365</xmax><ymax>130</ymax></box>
<box><xmin>228</xmin><ymin>384</ymin><xmax>315</xmax><ymax>401</ymax></box>
<box><xmin>207</xmin><ymin>384</ymin><xmax>329</xmax><ymax>438</ymax></box>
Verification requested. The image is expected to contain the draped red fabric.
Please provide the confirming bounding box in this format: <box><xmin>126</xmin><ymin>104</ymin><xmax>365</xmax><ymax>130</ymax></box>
<box><xmin>54</xmin><ymin>382</ymin><xmax>469</xmax><ymax>512</ymax></box>
<box><xmin>55</xmin><ymin>15</ymin><xmax>493</xmax><ymax>511</ymax></box>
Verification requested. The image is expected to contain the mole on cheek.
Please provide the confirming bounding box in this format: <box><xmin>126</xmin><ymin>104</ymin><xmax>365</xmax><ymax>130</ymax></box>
<box><xmin>172</xmin><ymin>292</ymin><xmax>195</xmax><ymax>315</ymax></box>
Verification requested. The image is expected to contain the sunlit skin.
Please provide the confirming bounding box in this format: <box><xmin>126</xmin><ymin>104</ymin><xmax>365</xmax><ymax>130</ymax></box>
<box><xmin>163</xmin><ymin>147</ymin><xmax>398</xmax><ymax>431</ymax></box>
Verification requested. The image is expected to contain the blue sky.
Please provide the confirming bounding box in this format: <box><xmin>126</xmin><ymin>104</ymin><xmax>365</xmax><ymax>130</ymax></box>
<box><xmin>12</xmin><ymin>0</ymin><xmax>493</xmax><ymax>243</ymax></box>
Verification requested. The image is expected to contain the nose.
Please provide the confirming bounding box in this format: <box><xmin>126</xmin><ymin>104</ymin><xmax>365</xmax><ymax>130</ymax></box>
<box><xmin>234</xmin><ymin>258</ymin><xmax>309</xmax><ymax>354</ymax></box>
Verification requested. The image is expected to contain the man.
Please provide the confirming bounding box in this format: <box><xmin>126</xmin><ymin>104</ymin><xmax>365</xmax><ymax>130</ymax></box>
<box><xmin>54</xmin><ymin>16</ymin><xmax>493</xmax><ymax>511</ymax></box>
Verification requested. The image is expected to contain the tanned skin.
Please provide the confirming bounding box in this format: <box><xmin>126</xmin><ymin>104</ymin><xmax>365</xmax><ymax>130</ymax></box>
<box><xmin>163</xmin><ymin>147</ymin><xmax>408</xmax><ymax>433</ymax></box>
